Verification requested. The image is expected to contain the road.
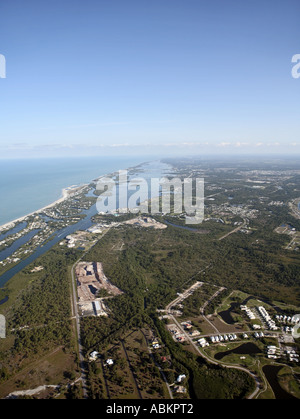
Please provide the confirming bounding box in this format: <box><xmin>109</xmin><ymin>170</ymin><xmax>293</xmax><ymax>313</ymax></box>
<box><xmin>168</xmin><ymin>312</ymin><xmax>261</xmax><ymax>399</ymax></box>
<box><xmin>71</xmin><ymin>258</ymin><xmax>89</xmax><ymax>399</ymax></box>
<box><xmin>70</xmin><ymin>228</ymin><xmax>111</xmax><ymax>399</ymax></box>
<box><xmin>166</xmin><ymin>281</ymin><xmax>204</xmax><ymax>312</ymax></box>
<box><xmin>218</xmin><ymin>218</ymin><xmax>247</xmax><ymax>241</ymax></box>
<box><xmin>200</xmin><ymin>287</ymin><xmax>226</xmax><ymax>334</ymax></box>
<box><xmin>164</xmin><ymin>281</ymin><xmax>262</xmax><ymax>399</ymax></box>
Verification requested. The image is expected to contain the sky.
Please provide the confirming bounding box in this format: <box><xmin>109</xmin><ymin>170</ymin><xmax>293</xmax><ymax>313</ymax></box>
<box><xmin>0</xmin><ymin>0</ymin><xmax>300</xmax><ymax>159</ymax></box>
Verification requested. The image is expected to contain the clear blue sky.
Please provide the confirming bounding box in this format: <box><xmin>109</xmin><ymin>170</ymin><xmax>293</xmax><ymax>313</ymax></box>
<box><xmin>0</xmin><ymin>0</ymin><xmax>300</xmax><ymax>158</ymax></box>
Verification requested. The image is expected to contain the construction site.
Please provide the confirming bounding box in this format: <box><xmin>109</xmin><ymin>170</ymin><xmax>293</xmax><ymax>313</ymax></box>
<box><xmin>75</xmin><ymin>261</ymin><xmax>123</xmax><ymax>317</ymax></box>
<box><xmin>124</xmin><ymin>217</ymin><xmax>167</xmax><ymax>229</ymax></box>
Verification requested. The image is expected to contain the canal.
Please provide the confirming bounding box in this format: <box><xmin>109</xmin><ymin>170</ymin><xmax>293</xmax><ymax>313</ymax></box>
<box><xmin>0</xmin><ymin>229</ymin><xmax>41</xmax><ymax>262</ymax></box>
<box><xmin>0</xmin><ymin>221</ymin><xmax>27</xmax><ymax>242</ymax></box>
<box><xmin>0</xmin><ymin>204</ymin><xmax>96</xmax><ymax>288</ymax></box>
<box><xmin>0</xmin><ymin>161</ymin><xmax>171</xmax><ymax>289</ymax></box>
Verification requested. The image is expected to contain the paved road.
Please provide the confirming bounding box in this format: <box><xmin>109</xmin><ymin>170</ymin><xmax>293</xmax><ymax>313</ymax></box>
<box><xmin>168</xmin><ymin>312</ymin><xmax>261</xmax><ymax>399</ymax></box>
<box><xmin>218</xmin><ymin>218</ymin><xmax>247</xmax><ymax>241</ymax></box>
<box><xmin>166</xmin><ymin>281</ymin><xmax>204</xmax><ymax>312</ymax></box>
<box><xmin>70</xmin><ymin>228</ymin><xmax>112</xmax><ymax>399</ymax></box>
<box><xmin>71</xmin><ymin>258</ymin><xmax>89</xmax><ymax>399</ymax></box>
<box><xmin>200</xmin><ymin>287</ymin><xmax>225</xmax><ymax>334</ymax></box>
<box><xmin>164</xmin><ymin>281</ymin><xmax>262</xmax><ymax>399</ymax></box>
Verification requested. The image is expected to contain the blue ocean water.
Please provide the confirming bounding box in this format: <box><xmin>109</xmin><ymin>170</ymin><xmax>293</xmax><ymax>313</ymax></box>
<box><xmin>0</xmin><ymin>156</ymin><xmax>150</xmax><ymax>226</ymax></box>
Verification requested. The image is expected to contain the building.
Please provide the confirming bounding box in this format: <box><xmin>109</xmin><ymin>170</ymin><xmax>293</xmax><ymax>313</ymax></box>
<box><xmin>87</xmin><ymin>225</ymin><xmax>103</xmax><ymax>234</ymax></box>
<box><xmin>198</xmin><ymin>338</ymin><xmax>209</xmax><ymax>348</ymax></box>
<box><xmin>258</xmin><ymin>306</ymin><xmax>278</xmax><ymax>330</ymax></box>
<box><xmin>241</xmin><ymin>305</ymin><xmax>256</xmax><ymax>320</ymax></box>
<box><xmin>93</xmin><ymin>300</ymin><xmax>109</xmax><ymax>317</ymax></box>
<box><xmin>253</xmin><ymin>324</ymin><xmax>261</xmax><ymax>330</ymax></box>
<box><xmin>174</xmin><ymin>386</ymin><xmax>187</xmax><ymax>394</ymax></box>
<box><xmin>89</xmin><ymin>351</ymin><xmax>99</xmax><ymax>361</ymax></box>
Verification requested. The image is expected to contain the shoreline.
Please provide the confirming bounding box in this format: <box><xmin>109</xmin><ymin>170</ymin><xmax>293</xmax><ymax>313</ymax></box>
<box><xmin>0</xmin><ymin>159</ymin><xmax>160</xmax><ymax>234</ymax></box>
<box><xmin>0</xmin><ymin>184</ymin><xmax>87</xmax><ymax>233</ymax></box>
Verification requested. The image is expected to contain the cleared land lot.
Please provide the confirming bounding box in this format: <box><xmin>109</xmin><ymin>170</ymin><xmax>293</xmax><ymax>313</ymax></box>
<box><xmin>75</xmin><ymin>261</ymin><xmax>122</xmax><ymax>316</ymax></box>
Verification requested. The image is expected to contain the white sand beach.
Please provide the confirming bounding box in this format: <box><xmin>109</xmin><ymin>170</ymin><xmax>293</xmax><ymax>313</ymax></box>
<box><xmin>0</xmin><ymin>184</ymin><xmax>87</xmax><ymax>233</ymax></box>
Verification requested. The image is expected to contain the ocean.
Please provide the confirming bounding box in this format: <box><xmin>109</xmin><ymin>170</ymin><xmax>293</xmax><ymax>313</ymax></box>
<box><xmin>0</xmin><ymin>156</ymin><xmax>152</xmax><ymax>227</ymax></box>
<box><xmin>0</xmin><ymin>157</ymin><xmax>171</xmax><ymax>287</ymax></box>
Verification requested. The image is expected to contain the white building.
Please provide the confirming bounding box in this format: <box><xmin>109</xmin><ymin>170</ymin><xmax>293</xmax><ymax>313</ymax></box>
<box><xmin>89</xmin><ymin>351</ymin><xmax>99</xmax><ymax>361</ymax></box>
<box><xmin>198</xmin><ymin>338</ymin><xmax>209</xmax><ymax>348</ymax></box>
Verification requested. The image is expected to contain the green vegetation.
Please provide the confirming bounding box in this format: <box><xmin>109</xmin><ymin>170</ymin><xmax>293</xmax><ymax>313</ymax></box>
<box><xmin>0</xmin><ymin>246</ymin><xmax>81</xmax><ymax>398</ymax></box>
<box><xmin>1</xmin><ymin>157</ymin><xmax>300</xmax><ymax>399</ymax></box>
<box><xmin>153</xmin><ymin>315</ymin><xmax>255</xmax><ymax>399</ymax></box>
<box><xmin>79</xmin><ymin>225</ymin><xmax>259</xmax><ymax>398</ymax></box>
